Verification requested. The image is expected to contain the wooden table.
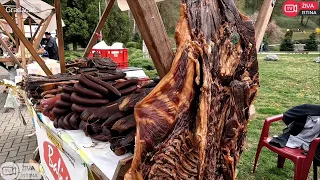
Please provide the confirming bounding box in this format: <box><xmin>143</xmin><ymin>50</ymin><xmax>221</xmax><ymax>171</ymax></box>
<box><xmin>0</xmin><ymin>57</ymin><xmax>29</xmax><ymax>62</ymax></box>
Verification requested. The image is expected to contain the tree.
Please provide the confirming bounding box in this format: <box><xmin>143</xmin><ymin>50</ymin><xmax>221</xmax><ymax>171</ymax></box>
<box><xmin>103</xmin><ymin>5</ymin><xmax>130</xmax><ymax>45</ymax></box>
<box><xmin>265</xmin><ymin>20</ymin><xmax>282</xmax><ymax>43</ymax></box>
<box><xmin>280</xmin><ymin>37</ymin><xmax>294</xmax><ymax>51</ymax></box>
<box><xmin>63</xmin><ymin>7</ymin><xmax>89</xmax><ymax>50</ymax></box>
<box><xmin>284</xmin><ymin>29</ymin><xmax>294</xmax><ymax>39</ymax></box>
<box><xmin>157</xmin><ymin>0</ymin><xmax>180</xmax><ymax>35</ymax></box>
<box><xmin>304</xmin><ymin>33</ymin><xmax>318</xmax><ymax>51</ymax></box>
<box><xmin>85</xmin><ymin>2</ymin><xmax>101</xmax><ymax>40</ymax></box>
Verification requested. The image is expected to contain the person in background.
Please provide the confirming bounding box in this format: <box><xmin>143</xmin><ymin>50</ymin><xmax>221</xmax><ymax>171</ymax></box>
<box><xmin>44</xmin><ymin>32</ymin><xmax>59</xmax><ymax>60</ymax></box>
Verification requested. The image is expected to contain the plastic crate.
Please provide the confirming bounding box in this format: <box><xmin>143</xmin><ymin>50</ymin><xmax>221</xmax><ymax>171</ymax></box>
<box><xmin>89</xmin><ymin>48</ymin><xmax>128</xmax><ymax>68</ymax></box>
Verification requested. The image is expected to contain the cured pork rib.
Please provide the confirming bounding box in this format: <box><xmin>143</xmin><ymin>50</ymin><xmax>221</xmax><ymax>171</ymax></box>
<box><xmin>126</xmin><ymin>0</ymin><xmax>259</xmax><ymax>179</ymax></box>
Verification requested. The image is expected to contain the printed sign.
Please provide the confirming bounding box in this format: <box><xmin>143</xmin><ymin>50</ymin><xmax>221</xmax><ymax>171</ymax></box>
<box><xmin>34</xmin><ymin>114</ymin><xmax>88</xmax><ymax>180</ymax></box>
<box><xmin>43</xmin><ymin>142</ymin><xmax>71</xmax><ymax>180</ymax></box>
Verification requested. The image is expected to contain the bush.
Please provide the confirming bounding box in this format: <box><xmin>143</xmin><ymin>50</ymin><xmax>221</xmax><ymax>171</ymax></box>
<box><xmin>262</xmin><ymin>36</ymin><xmax>269</xmax><ymax>51</ymax></box>
<box><xmin>65</xmin><ymin>51</ymin><xmax>83</xmax><ymax>62</ymax></box>
<box><xmin>128</xmin><ymin>48</ymin><xmax>143</xmax><ymax>60</ymax></box>
<box><xmin>126</xmin><ymin>42</ymin><xmax>138</xmax><ymax>48</ymax></box>
<box><xmin>280</xmin><ymin>37</ymin><xmax>294</xmax><ymax>51</ymax></box>
<box><xmin>284</xmin><ymin>30</ymin><xmax>294</xmax><ymax>39</ymax></box>
<box><xmin>265</xmin><ymin>21</ymin><xmax>282</xmax><ymax>44</ymax></box>
<box><xmin>305</xmin><ymin>33</ymin><xmax>318</xmax><ymax>51</ymax></box>
<box><xmin>131</xmin><ymin>33</ymin><xmax>142</xmax><ymax>49</ymax></box>
<box><xmin>129</xmin><ymin>57</ymin><xmax>155</xmax><ymax>70</ymax></box>
<box><xmin>132</xmin><ymin>33</ymin><xmax>141</xmax><ymax>42</ymax></box>
<box><xmin>144</xmin><ymin>69</ymin><xmax>158</xmax><ymax>79</ymax></box>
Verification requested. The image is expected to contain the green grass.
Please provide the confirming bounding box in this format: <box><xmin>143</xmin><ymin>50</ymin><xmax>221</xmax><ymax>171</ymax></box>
<box><xmin>237</xmin><ymin>54</ymin><xmax>320</xmax><ymax>180</ymax></box>
<box><xmin>274</xmin><ymin>15</ymin><xmax>319</xmax><ymax>31</ymax></box>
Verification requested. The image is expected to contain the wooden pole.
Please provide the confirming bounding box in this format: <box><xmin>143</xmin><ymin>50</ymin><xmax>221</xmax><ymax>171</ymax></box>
<box><xmin>0</xmin><ymin>3</ymin><xmax>53</xmax><ymax>75</ymax></box>
<box><xmin>54</xmin><ymin>0</ymin><xmax>66</xmax><ymax>73</ymax></box>
<box><xmin>31</xmin><ymin>19</ymin><xmax>44</xmax><ymax>42</ymax></box>
<box><xmin>33</xmin><ymin>10</ymin><xmax>55</xmax><ymax>49</ymax></box>
<box><xmin>83</xmin><ymin>0</ymin><xmax>115</xmax><ymax>57</ymax></box>
<box><xmin>0</xmin><ymin>21</ymin><xmax>16</xmax><ymax>45</ymax></box>
<box><xmin>28</xmin><ymin>17</ymin><xmax>33</xmax><ymax>40</ymax></box>
<box><xmin>255</xmin><ymin>0</ymin><xmax>275</xmax><ymax>52</ymax></box>
<box><xmin>16</xmin><ymin>0</ymin><xmax>26</xmax><ymax>69</ymax></box>
<box><xmin>126</xmin><ymin>0</ymin><xmax>174</xmax><ymax>78</ymax></box>
<box><xmin>12</xmin><ymin>11</ymin><xmax>19</xmax><ymax>53</ymax></box>
<box><xmin>0</xmin><ymin>36</ymin><xmax>23</xmax><ymax>69</ymax></box>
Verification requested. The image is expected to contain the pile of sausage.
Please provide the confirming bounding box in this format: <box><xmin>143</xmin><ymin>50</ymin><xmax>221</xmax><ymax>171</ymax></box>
<box><xmin>40</xmin><ymin>73</ymin><xmax>157</xmax><ymax>155</ymax></box>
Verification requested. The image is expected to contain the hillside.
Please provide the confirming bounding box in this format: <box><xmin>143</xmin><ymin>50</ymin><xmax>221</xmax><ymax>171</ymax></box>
<box><xmin>240</xmin><ymin>0</ymin><xmax>319</xmax><ymax>43</ymax></box>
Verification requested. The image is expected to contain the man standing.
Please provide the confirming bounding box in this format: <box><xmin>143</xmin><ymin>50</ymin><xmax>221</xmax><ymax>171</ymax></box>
<box><xmin>44</xmin><ymin>32</ymin><xmax>59</xmax><ymax>60</ymax></box>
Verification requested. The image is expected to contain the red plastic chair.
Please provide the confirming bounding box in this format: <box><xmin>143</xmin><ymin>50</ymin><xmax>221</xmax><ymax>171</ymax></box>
<box><xmin>253</xmin><ymin>114</ymin><xmax>320</xmax><ymax>180</ymax></box>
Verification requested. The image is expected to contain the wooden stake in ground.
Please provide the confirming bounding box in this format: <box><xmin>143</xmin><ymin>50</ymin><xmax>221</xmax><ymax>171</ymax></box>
<box><xmin>0</xmin><ymin>3</ymin><xmax>52</xmax><ymax>75</ymax></box>
<box><xmin>255</xmin><ymin>0</ymin><xmax>276</xmax><ymax>52</ymax></box>
<box><xmin>83</xmin><ymin>0</ymin><xmax>115</xmax><ymax>58</ymax></box>
<box><xmin>54</xmin><ymin>0</ymin><xmax>66</xmax><ymax>73</ymax></box>
<box><xmin>126</xmin><ymin>0</ymin><xmax>174</xmax><ymax>78</ymax></box>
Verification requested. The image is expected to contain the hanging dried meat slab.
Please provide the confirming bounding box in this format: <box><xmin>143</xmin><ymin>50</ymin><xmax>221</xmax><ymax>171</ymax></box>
<box><xmin>126</xmin><ymin>0</ymin><xmax>259</xmax><ymax>179</ymax></box>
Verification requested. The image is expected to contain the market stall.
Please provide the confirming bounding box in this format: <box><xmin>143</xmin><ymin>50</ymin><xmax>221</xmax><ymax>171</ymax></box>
<box><xmin>0</xmin><ymin>0</ymin><xmax>65</xmax><ymax>67</ymax></box>
<box><xmin>18</xmin><ymin>56</ymin><xmax>157</xmax><ymax>179</ymax></box>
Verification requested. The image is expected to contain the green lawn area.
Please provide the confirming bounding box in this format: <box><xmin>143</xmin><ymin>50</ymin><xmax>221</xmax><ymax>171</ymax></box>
<box><xmin>237</xmin><ymin>54</ymin><xmax>320</xmax><ymax>179</ymax></box>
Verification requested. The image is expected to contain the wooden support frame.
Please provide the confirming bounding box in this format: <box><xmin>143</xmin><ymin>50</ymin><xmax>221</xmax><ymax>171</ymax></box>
<box><xmin>83</xmin><ymin>0</ymin><xmax>115</xmax><ymax>58</ymax></box>
<box><xmin>33</xmin><ymin>10</ymin><xmax>55</xmax><ymax>49</ymax></box>
<box><xmin>0</xmin><ymin>21</ymin><xmax>16</xmax><ymax>45</ymax></box>
<box><xmin>54</xmin><ymin>0</ymin><xmax>66</xmax><ymax>73</ymax></box>
<box><xmin>0</xmin><ymin>3</ymin><xmax>53</xmax><ymax>75</ymax></box>
<box><xmin>16</xmin><ymin>0</ymin><xmax>26</xmax><ymax>68</ymax></box>
<box><xmin>0</xmin><ymin>36</ymin><xmax>23</xmax><ymax>69</ymax></box>
<box><xmin>12</xmin><ymin>11</ymin><xmax>19</xmax><ymax>53</ymax></box>
<box><xmin>28</xmin><ymin>17</ymin><xmax>33</xmax><ymax>39</ymax></box>
<box><xmin>255</xmin><ymin>0</ymin><xmax>276</xmax><ymax>52</ymax></box>
<box><xmin>126</xmin><ymin>0</ymin><xmax>174</xmax><ymax>78</ymax></box>
<box><xmin>31</xmin><ymin>19</ymin><xmax>44</xmax><ymax>42</ymax></box>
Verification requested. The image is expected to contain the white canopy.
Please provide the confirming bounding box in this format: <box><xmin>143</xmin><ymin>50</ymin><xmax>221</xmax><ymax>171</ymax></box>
<box><xmin>24</xmin><ymin>25</ymin><xmax>56</xmax><ymax>38</ymax></box>
<box><xmin>117</xmin><ymin>0</ymin><xmax>164</xmax><ymax>11</ymax></box>
<box><xmin>0</xmin><ymin>0</ymin><xmax>65</xmax><ymax>32</ymax></box>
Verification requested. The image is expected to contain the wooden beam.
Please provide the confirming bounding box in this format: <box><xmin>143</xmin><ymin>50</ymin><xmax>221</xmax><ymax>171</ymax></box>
<box><xmin>12</xmin><ymin>11</ymin><xmax>19</xmax><ymax>53</ymax></box>
<box><xmin>54</xmin><ymin>0</ymin><xmax>66</xmax><ymax>73</ymax></box>
<box><xmin>28</xmin><ymin>17</ymin><xmax>32</xmax><ymax>40</ymax></box>
<box><xmin>0</xmin><ymin>21</ymin><xmax>16</xmax><ymax>45</ymax></box>
<box><xmin>31</xmin><ymin>20</ymin><xmax>44</xmax><ymax>42</ymax></box>
<box><xmin>0</xmin><ymin>36</ymin><xmax>24</xmax><ymax>69</ymax></box>
<box><xmin>0</xmin><ymin>3</ymin><xmax>53</xmax><ymax>76</ymax></box>
<box><xmin>126</xmin><ymin>0</ymin><xmax>174</xmax><ymax>78</ymax></box>
<box><xmin>16</xmin><ymin>0</ymin><xmax>26</xmax><ymax>68</ymax></box>
<box><xmin>33</xmin><ymin>10</ymin><xmax>55</xmax><ymax>49</ymax></box>
<box><xmin>83</xmin><ymin>0</ymin><xmax>115</xmax><ymax>57</ymax></box>
<box><xmin>27</xmin><ymin>11</ymin><xmax>43</xmax><ymax>22</ymax></box>
<box><xmin>255</xmin><ymin>0</ymin><xmax>275</xmax><ymax>52</ymax></box>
